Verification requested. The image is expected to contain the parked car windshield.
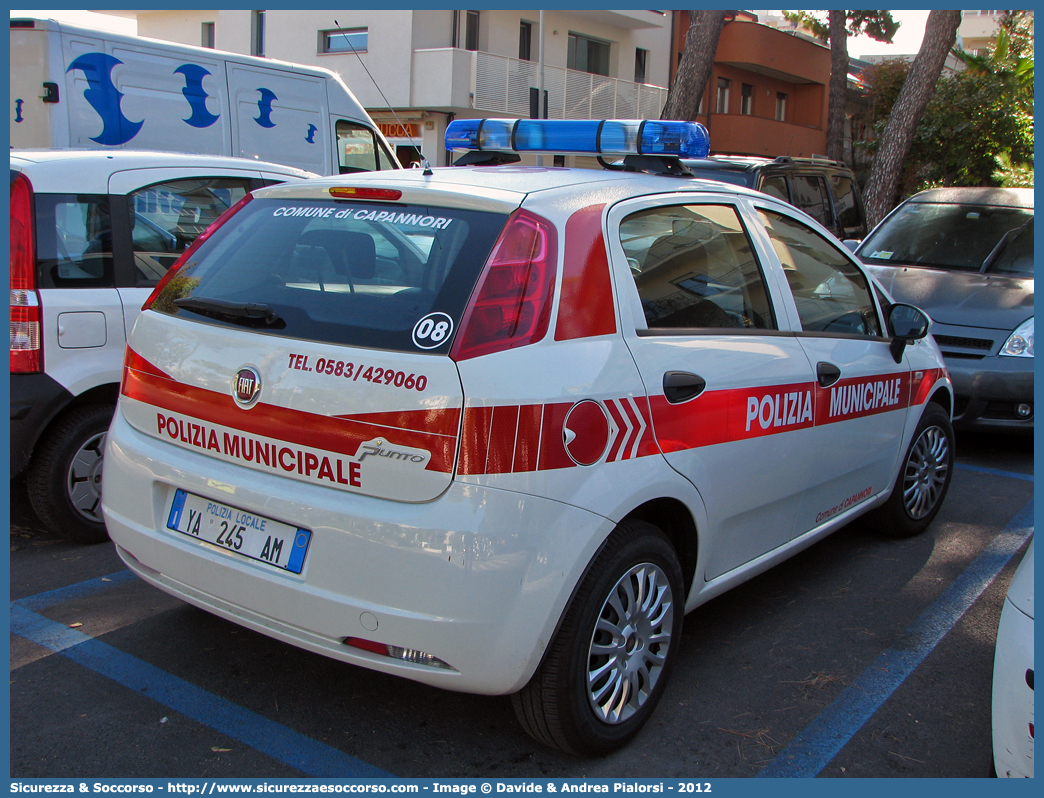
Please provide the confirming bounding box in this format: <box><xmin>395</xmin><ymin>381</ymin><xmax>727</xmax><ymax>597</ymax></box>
<box><xmin>858</xmin><ymin>201</ymin><xmax>1034</xmax><ymax>275</ymax></box>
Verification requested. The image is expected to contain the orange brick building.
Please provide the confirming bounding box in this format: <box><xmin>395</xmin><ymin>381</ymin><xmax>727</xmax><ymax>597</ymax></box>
<box><xmin>670</xmin><ymin>12</ymin><xmax>832</xmax><ymax>158</ymax></box>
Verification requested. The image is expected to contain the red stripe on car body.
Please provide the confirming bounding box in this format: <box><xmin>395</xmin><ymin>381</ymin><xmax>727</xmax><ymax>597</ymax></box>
<box><xmin>122</xmin><ymin>351</ymin><xmax>459</xmax><ymax>473</ymax></box>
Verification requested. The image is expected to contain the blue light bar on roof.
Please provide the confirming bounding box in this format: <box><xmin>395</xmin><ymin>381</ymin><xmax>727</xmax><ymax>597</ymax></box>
<box><xmin>445</xmin><ymin>119</ymin><xmax>710</xmax><ymax>159</ymax></box>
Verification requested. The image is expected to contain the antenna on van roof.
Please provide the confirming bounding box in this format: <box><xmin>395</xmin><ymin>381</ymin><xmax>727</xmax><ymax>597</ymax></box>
<box><xmin>333</xmin><ymin>19</ymin><xmax>433</xmax><ymax>175</ymax></box>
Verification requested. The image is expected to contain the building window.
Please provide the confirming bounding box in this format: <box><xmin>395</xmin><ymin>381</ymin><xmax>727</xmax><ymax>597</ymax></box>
<box><xmin>321</xmin><ymin>28</ymin><xmax>368</xmax><ymax>54</ymax></box>
<box><xmin>519</xmin><ymin>20</ymin><xmax>532</xmax><ymax>61</ymax></box>
<box><xmin>249</xmin><ymin>10</ymin><xmax>265</xmax><ymax>56</ymax></box>
<box><xmin>775</xmin><ymin>92</ymin><xmax>788</xmax><ymax>122</ymax></box>
<box><xmin>465</xmin><ymin>10</ymin><xmax>479</xmax><ymax>51</ymax></box>
<box><xmin>716</xmin><ymin>77</ymin><xmax>730</xmax><ymax>114</ymax></box>
<box><xmin>741</xmin><ymin>83</ymin><xmax>753</xmax><ymax>115</ymax></box>
<box><xmin>201</xmin><ymin>22</ymin><xmax>215</xmax><ymax>48</ymax></box>
<box><xmin>568</xmin><ymin>33</ymin><xmax>611</xmax><ymax>76</ymax></box>
<box><xmin>634</xmin><ymin>48</ymin><xmax>648</xmax><ymax>84</ymax></box>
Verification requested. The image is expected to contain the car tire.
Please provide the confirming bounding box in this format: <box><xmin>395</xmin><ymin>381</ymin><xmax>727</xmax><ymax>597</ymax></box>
<box><xmin>511</xmin><ymin>520</ymin><xmax>684</xmax><ymax>755</ymax></box>
<box><xmin>27</xmin><ymin>404</ymin><xmax>113</xmax><ymax>544</ymax></box>
<box><xmin>874</xmin><ymin>402</ymin><xmax>954</xmax><ymax>538</ymax></box>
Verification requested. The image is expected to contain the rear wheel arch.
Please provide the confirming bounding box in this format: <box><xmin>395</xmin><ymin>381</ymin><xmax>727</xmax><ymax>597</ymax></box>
<box><xmin>623</xmin><ymin>497</ymin><xmax>699</xmax><ymax>596</ymax></box>
<box><xmin>25</xmin><ymin>384</ymin><xmax>120</xmax><ymax>543</ymax></box>
<box><xmin>528</xmin><ymin>497</ymin><xmax>698</xmax><ymax>682</ymax></box>
<box><xmin>512</xmin><ymin>518</ymin><xmax>685</xmax><ymax>754</ymax></box>
<box><xmin>40</xmin><ymin>383</ymin><xmax>121</xmax><ymax>433</ymax></box>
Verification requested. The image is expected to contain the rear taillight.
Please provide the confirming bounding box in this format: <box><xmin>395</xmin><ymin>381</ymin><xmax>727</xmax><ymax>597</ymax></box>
<box><xmin>10</xmin><ymin>172</ymin><xmax>42</xmax><ymax>374</ymax></box>
<box><xmin>142</xmin><ymin>192</ymin><xmax>254</xmax><ymax>310</ymax></box>
<box><xmin>450</xmin><ymin>208</ymin><xmax>558</xmax><ymax>361</ymax></box>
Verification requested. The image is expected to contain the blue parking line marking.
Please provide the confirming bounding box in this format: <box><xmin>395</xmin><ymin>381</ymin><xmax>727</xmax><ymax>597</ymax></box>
<box><xmin>757</xmin><ymin>498</ymin><xmax>1034</xmax><ymax>778</ymax></box>
<box><xmin>11</xmin><ymin>460</ymin><xmax>1031</xmax><ymax>777</ymax></box>
<box><xmin>10</xmin><ymin>602</ymin><xmax>391</xmax><ymax>778</ymax></box>
<box><xmin>955</xmin><ymin>462</ymin><xmax>1034</xmax><ymax>483</ymax></box>
<box><xmin>15</xmin><ymin>569</ymin><xmax>137</xmax><ymax>612</ymax></box>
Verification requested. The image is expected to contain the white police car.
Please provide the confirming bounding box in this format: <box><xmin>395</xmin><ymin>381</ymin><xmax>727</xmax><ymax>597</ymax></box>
<box><xmin>102</xmin><ymin>120</ymin><xmax>955</xmax><ymax>754</ymax></box>
<box><xmin>10</xmin><ymin>149</ymin><xmax>316</xmax><ymax>542</ymax></box>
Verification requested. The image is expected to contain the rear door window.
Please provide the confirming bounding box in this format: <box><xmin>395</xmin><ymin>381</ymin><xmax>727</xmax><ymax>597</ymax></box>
<box><xmin>34</xmin><ymin>194</ymin><xmax>115</xmax><ymax>288</ymax></box>
<box><xmin>128</xmin><ymin>178</ymin><xmax>255</xmax><ymax>283</ymax></box>
<box><xmin>619</xmin><ymin>203</ymin><xmax>776</xmax><ymax>331</ymax></box>
<box><xmin>152</xmin><ymin>198</ymin><xmax>509</xmax><ymax>353</ymax></box>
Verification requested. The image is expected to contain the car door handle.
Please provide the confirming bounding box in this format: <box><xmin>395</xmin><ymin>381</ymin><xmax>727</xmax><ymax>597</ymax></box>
<box><xmin>663</xmin><ymin>371</ymin><xmax>707</xmax><ymax>404</ymax></box>
<box><xmin>817</xmin><ymin>362</ymin><xmax>842</xmax><ymax>388</ymax></box>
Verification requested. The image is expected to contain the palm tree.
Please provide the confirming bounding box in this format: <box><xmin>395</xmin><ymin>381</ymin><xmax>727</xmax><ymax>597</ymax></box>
<box><xmin>952</xmin><ymin>27</ymin><xmax>1034</xmax><ymax>113</ymax></box>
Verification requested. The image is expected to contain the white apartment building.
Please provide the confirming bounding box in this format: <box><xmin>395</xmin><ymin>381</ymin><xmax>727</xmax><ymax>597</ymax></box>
<box><xmin>101</xmin><ymin>9</ymin><xmax>674</xmax><ymax>166</ymax></box>
<box><xmin>958</xmin><ymin>10</ymin><xmax>1030</xmax><ymax>53</ymax></box>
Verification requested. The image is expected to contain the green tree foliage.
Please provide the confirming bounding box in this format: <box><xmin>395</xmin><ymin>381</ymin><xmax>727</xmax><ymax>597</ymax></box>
<box><xmin>997</xmin><ymin>9</ymin><xmax>1035</xmax><ymax>58</ymax></box>
<box><xmin>781</xmin><ymin>10</ymin><xmax>899</xmax><ymax>43</ymax></box>
<box><xmin>857</xmin><ymin>55</ymin><xmax>1034</xmax><ymax>195</ymax></box>
<box><xmin>951</xmin><ymin>12</ymin><xmax>1034</xmax><ymax>112</ymax></box>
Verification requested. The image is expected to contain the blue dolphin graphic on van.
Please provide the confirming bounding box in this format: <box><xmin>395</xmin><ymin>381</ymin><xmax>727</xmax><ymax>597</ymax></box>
<box><xmin>174</xmin><ymin>64</ymin><xmax>220</xmax><ymax>128</ymax></box>
<box><xmin>305</xmin><ymin>124</ymin><xmax>318</xmax><ymax>144</ymax></box>
<box><xmin>255</xmin><ymin>88</ymin><xmax>277</xmax><ymax>128</ymax></box>
<box><xmin>14</xmin><ymin>99</ymin><xmax>24</xmax><ymax>123</ymax></box>
<box><xmin>67</xmin><ymin>52</ymin><xmax>144</xmax><ymax>145</ymax></box>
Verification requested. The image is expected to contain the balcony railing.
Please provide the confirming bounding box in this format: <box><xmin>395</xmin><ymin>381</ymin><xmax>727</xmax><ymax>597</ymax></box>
<box><xmin>472</xmin><ymin>51</ymin><xmax>669</xmax><ymax>120</ymax></box>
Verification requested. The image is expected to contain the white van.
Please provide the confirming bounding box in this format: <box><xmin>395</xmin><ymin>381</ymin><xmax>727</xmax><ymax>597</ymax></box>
<box><xmin>10</xmin><ymin>17</ymin><xmax>400</xmax><ymax>176</ymax></box>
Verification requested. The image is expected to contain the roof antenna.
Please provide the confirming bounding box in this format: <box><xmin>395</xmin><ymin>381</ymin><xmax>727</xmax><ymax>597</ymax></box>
<box><xmin>333</xmin><ymin>19</ymin><xmax>433</xmax><ymax>175</ymax></box>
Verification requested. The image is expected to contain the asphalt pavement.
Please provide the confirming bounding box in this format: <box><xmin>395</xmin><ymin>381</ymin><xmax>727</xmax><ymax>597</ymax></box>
<box><xmin>9</xmin><ymin>430</ymin><xmax>1033</xmax><ymax>779</ymax></box>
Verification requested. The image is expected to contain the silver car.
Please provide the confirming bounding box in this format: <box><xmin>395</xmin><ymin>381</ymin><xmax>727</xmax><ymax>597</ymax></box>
<box><xmin>856</xmin><ymin>188</ymin><xmax>1033</xmax><ymax>433</ymax></box>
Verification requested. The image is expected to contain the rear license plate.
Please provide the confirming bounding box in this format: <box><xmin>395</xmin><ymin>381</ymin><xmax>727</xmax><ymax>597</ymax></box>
<box><xmin>166</xmin><ymin>490</ymin><xmax>311</xmax><ymax>574</ymax></box>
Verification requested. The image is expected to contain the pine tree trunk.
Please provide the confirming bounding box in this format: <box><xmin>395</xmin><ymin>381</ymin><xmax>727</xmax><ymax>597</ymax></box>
<box><xmin>863</xmin><ymin>10</ymin><xmax>962</xmax><ymax>226</ymax></box>
<box><xmin>660</xmin><ymin>10</ymin><xmax>727</xmax><ymax>121</ymax></box>
<box><xmin>826</xmin><ymin>11</ymin><xmax>849</xmax><ymax>163</ymax></box>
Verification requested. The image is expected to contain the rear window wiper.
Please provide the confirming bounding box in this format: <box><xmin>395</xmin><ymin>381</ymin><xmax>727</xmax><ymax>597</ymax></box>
<box><xmin>173</xmin><ymin>296</ymin><xmax>284</xmax><ymax>327</ymax></box>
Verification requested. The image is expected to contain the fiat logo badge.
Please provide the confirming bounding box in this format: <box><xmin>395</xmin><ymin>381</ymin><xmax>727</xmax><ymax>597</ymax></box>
<box><xmin>232</xmin><ymin>367</ymin><xmax>262</xmax><ymax>408</ymax></box>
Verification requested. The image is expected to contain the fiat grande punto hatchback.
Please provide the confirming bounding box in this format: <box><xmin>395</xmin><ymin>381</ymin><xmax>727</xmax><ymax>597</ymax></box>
<box><xmin>103</xmin><ymin>120</ymin><xmax>955</xmax><ymax>755</ymax></box>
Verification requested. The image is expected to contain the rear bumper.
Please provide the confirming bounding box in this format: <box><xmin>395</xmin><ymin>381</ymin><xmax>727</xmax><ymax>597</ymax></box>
<box><xmin>102</xmin><ymin>409</ymin><xmax>613</xmax><ymax>695</ymax></box>
<box><xmin>10</xmin><ymin>372</ymin><xmax>73</xmax><ymax>476</ymax></box>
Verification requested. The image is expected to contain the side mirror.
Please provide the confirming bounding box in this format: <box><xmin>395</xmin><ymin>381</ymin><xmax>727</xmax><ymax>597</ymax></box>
<box><xmin>888</xmin><ymin>303</ymin><xmax>931</xmax><ymax>363</ymax></box>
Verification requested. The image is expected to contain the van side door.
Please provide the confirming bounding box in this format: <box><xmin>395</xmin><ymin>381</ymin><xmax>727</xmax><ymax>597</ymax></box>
<box><xmin>228</xmin><ymin>64</ymin><xmax>328</xmax><ymax>174</ymax></box>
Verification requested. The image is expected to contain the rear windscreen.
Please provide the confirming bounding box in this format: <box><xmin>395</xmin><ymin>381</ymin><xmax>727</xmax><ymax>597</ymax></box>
<box><xmin>151</xmin><ymin>198</ymin><xmax>510</xmax><ymax>353</ymax></box>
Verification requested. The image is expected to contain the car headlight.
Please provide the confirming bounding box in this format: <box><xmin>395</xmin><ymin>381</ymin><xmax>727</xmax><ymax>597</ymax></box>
<box><xmin>1000</xmin><ymin>317</ymin><xmax>1034</xmax><ymax>357</ymax></box>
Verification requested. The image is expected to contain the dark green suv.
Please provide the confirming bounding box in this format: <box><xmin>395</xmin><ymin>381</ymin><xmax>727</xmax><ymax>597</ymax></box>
<box><xmin>682</xmin><ymin>155</ymin><xmax>868</xmax><ymax>241</ymax></box>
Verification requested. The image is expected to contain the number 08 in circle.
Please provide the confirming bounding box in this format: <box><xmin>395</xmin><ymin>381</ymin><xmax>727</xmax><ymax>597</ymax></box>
<box><xmin>412</xmin><ymin>312</ymin><xmax>455</xmax><ymax>350</ymax></box>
